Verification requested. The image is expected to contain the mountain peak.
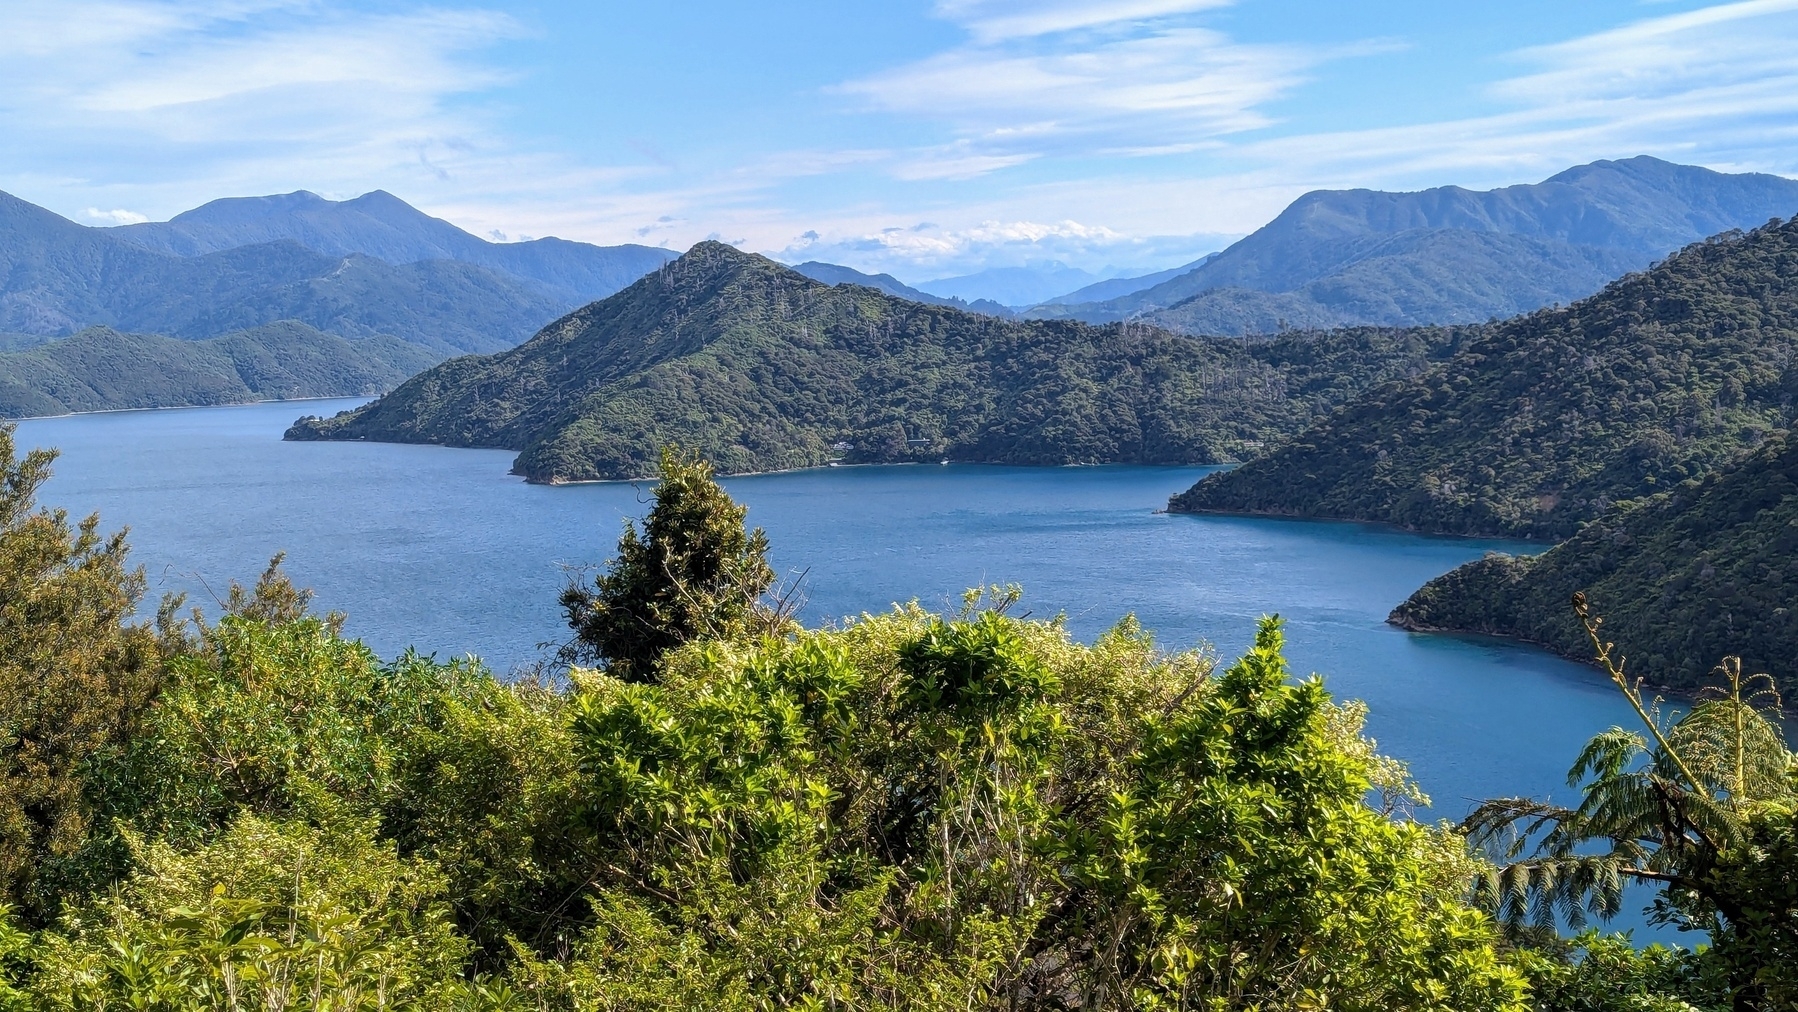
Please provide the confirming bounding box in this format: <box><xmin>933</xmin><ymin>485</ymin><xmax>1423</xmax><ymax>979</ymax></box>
<box><xmin>167</xmin><ymin>190</ymin><xmax>331</xmax><ymax>224</ymax></box>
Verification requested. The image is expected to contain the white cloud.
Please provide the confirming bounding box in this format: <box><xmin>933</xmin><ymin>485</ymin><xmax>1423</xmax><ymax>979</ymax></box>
<box><xmin>0</xmin><ymin>1</ymin><xmax>523</xmax><ymax>216</ymax></box>
<box><xmin>1496</xmin><ymin>0</ymin><xmax>1798</xmax><ymax>106</ymax></box>
<box><xmin>934</xmin><ymin>0</ymin><xmax>1235</xmax><ymax>42</ymax></box>
<box><xmin>82</xmin><ymin>207</ymin><xmax>150</xmax><ymax>224</ymax></box>
<box><xmin>1224</xmin><ymin>0</ymin><xmax>1798</xmax><ymax>188</ymax></box>
<box><xmin>840</xmin><ymin>19</ymin><xmax>1323</xmax><ymax>162</ymax></box>
<box><xmin>777</xmin><ymin>218</ymin><xmax>1234</xmax><ymax>280</ymax></box>
<box><xmin>890</xmin><ymin>146</ymin><xmax>1040</xmax><ymax>181</ymax></box>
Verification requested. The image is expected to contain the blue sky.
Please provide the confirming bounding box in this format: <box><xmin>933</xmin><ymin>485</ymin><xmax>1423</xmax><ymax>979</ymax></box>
<box><xmin>5</xmin><ymin>0</ymin><xmax>1798</xmax><ymax>282</ymax></box>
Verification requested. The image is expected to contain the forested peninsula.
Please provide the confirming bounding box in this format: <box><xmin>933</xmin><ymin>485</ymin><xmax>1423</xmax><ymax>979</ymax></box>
<box><xmin>1171</xmin><ymin>216</ymin><xmax>1798</xmax><ymax>539</ymax></box>
<box><xmin>285</xmin><ymin>242</ymin><xmax>1471</xmax><ymax>482</ymax></box>
<box><xmin>0</xmin><ymin>322</ymin><xmax>437</xmax><ymax>417</ymax></box>
<box><xmin>1391</xmin><ymin>431</ymin><xmax>1798</xmax><ymax>694</ymax></box>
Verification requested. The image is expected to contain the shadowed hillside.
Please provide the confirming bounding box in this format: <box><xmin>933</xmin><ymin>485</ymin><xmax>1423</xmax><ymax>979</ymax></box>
<box><xmin>1390</xmin><ymin>432</ymin><xmax>1798</xmax><ymax>694</ymax></box>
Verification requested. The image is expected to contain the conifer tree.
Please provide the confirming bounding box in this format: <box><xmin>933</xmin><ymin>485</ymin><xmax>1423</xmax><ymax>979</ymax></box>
<box><xmin>561</xmin><ymin>447</ymin><xmax>775</xmax><ymax>682</ymax></box>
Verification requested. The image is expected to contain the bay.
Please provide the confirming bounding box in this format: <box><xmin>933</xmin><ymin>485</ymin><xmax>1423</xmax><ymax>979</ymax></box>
<box><xmin>15</xmin><ymin>398</ymin><xmax>1676</xmax><ymax>937</ymax></box>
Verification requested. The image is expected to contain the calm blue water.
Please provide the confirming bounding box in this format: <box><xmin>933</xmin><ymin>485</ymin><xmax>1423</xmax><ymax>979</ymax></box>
<box><xmin>15</xmin><ymin>399</ymin><xmax>1677</xmax><ymax>936</ymax></box>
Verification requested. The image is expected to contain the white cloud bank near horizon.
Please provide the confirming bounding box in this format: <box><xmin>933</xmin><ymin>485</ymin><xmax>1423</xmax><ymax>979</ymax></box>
<box><xmin>2</xmin><ymin>0</ymin><xmax>1797</xmax><ymax>281</ymax></box>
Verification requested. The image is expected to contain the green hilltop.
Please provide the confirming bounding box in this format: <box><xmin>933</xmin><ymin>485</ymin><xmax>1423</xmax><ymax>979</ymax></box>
<box><xmin>1391</xmin><ymin>431</ymin><xmax>1798</xmax><ymax>694</ymax></box>
<box><xmin>286</xmin><ymin>241</ymin><xmax>1472</xmax><ymax>482</ymax></box>
<box><xmin>1171</xmin><ymin>216</ymin><xmax>1798</xmax><ymax>539</ymax></box>
<box><xmin>0</xmin><ymin>322</ymin><xmax>439</xmax><ymax>417</ymax></box>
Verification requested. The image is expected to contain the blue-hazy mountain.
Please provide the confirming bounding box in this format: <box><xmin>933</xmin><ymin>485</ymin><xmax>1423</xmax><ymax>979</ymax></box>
<box><xmin>1034</xmin><ymin>157</ymin><xmax>1798</xmax><ymax>334</ymax></box>
<box><xmin>0</xmin><ymin>190</ymin><xmax>667</xmax><ymax>354</ymax></box>
<box><xmin>917</xmin><ymin>263</ymin><xmax>1108</xmax><ymax>307</ymax></box>
<box><xmin>789</xmin><ymin>261</ymin><xmax>960</xmax><ymax>306</ymax></box>
<box><xmin>789</xmin><ymin>261</ymin><xmax>1018</xmax><ymax>317</ymax></box>
<box><xmin>108</xmin><ymin>189</ymin><xmax>675</xmax><ymax>305</ymax></box>
<box><xmin>1031</xmin><ymin>255</ymin><xmax>1219</xmax><ymax>307</ymax></box>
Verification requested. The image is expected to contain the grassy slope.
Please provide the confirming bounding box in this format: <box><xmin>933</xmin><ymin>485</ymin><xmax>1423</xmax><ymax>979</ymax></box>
<box><xmin>1172</xmin><ymin>218</ymin><xmax>1798</xmax><ymax>539</ymax></box>
<box><xmin>287</xmin><ymin>243</ymin><xmax>1470</xmax><ymax>482</ymax></box>
<box><xmin>0</xmin><ymin>322</ymin><xmax>440</xmax><ymax>417</ymax></box>
<box><xmin>1390</xmin><ymin>433</ymin><xmax>1798</xmax><ymax>693</ymax></box>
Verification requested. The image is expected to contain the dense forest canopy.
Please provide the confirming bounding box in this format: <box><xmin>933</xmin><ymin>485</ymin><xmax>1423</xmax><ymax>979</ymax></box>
<box><xmin>1172</xmin><ymin>216</ymin><xmax>1798</xmax><ymax>540</ymax></box>
<box><xmin>286</xmin><ymin>242</ymin><xmax>1471</xmax><ymax>482</ymax></box>
<box><xmin>1391</xmin><ymin>431</ymin><xmax>1798</xmax><ymax>695</ymax></box>
<box><xmin>0</xmin><ymin>322</ymin><xmax>438</xmax><ymax>417</ymax></box>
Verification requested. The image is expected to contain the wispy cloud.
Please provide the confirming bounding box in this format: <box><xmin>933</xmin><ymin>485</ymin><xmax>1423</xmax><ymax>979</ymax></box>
<box><xmin>805</xmin><ymin>0</ymin><xmax>1798</xmax><ymax>273</ymax></box>
<box><xmin>0</xmin><ymin>1</ymin><xmax>523</xmax><ymax>213</ymax></box>
<box><xmin>838</xmin><ymin>3</ymin><xmax>1331</xmax><ymax>173</ymax></box>
<box><xmin>933</xmin><ymin>0</ymin><xmax>1235</xmax><ymax>43</ymax></box>
<box><xmin>1230</xmin><ymin>0</ymin><xmax>1798</xmax><ymax>186</ymax></box>
<box><xmin>3</xmin><ymin>0</ymin><xmax>1797</xmax><ymax>283</ymax></box>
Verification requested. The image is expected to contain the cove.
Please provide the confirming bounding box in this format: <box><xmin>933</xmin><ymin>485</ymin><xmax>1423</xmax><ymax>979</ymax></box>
<box><xmin>16</xmin><ymin>398</ymin><xmax>1675</xmax><ymax>936</ymax></box>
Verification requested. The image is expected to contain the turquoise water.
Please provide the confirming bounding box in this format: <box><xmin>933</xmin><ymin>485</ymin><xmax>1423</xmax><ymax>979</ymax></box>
<box><xmin>15</xmin><ymin>398</ymin><xmax>1675</xmax><ymax>935</ymax></box>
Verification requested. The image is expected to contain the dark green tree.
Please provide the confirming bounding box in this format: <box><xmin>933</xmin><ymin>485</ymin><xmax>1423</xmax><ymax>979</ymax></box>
<box><xmin>560</xmin><ymin>447</ymin><xmax>776</xmax><ymax>682</ymax></box>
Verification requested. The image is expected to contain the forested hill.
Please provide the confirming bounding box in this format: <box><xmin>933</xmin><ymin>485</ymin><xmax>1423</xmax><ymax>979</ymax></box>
<box><xmin>285</xmin><ymin>242</ymin><xmax>1469</xmax><ymax>482</ymax></box>
<box><xmin>1390</xmin><ymin>433</ymin><xmax>1798</xmax><ymax>694</ymax></box>
<box><xmin>1171</xmin><ymin>216</ymin><xmax>1798</xmax><ymax>539</ymax></box>
<box><xmin>0</xmin><ymin>323</ymin><xmax>437</xmax><ymax>417</ymax></box>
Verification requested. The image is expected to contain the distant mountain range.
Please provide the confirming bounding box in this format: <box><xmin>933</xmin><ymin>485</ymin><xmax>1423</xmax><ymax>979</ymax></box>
<box><xmin>0</xmin><ymin>322</ymin><xmax>436</xmax><ymax>417</ymax></box>
<box><xmin>287</xmin><ymin>242</ymin><xmax>1465</xmax><ymax>482</ymax></box>
<box><xmin>107</xmin><ymin>190</ymin><xmax>673</xmax><ymax>306</ymax></box>
<box><xmin>788</xmin><ymin>262</ymin><xmax>1017</xmax><ymax>316</ymax></box>
<box><xmin>1170</xmin><ymin>215</ymin><xmax>1798</xmax><ymax>539</ymax></box>
<box><xmin>0</xmin><ymin>189</ymin><xmax>674</xmax><ymax>355</ymax></box>
<box><xmin>788</xmin><ymin>262</ymin><xmax>962</xmax><ymax>307</ymax></box>
<box><xmin>916</xmin><ymin>263</ymin><xmax>1108</xmax><ymax>307</ymax></box>
<box><xmin>1033</xmin><ymin>157</ymin><xmax>1798</xmax><ymax>335</ymax></box>
<box><xmin>1032</xmin><ymin>257</ymin><xmax>1218</xmax><ymax>307</ymax></box>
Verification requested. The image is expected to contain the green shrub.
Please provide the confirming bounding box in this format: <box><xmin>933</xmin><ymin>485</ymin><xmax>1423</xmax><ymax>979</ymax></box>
<box><xmin>29</xmin><ymin>815</ymin><xmax>467</xmax><ymax>1011</ymax></box>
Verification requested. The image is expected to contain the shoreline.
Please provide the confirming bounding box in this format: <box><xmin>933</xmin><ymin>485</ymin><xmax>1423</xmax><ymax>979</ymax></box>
<box><xmin>1167</xmin><ymin>504</ymin><xmax>1549</xmax><ymax>545</ymax></box>
<box><xmin>7</xmin><ymin>392</ymin><xmax>375</xmax><ymax>424</ymax></box>
<box><xmin>1385</xmin><ymin>612</ymin><xmax>1706</xmax><ymax>703</ymax></box>
<box><xmin>521</xmin><ymin>458</ymin><xmax>1235</xmax><ymax>486</ymax></box>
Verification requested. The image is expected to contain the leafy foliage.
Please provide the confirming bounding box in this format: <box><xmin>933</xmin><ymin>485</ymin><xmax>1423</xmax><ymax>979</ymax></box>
<box><xmin>550</xmin><ymin>604</ymin><xmax>1526</xmax><ymax>1010</ymax></box>
<box><xmin>0</xmin><ymin>425</ymin><xmax>161</xmax><ymax>916</ymax></box>
<box><xmin>1390</xmin><ymin>432</ymin><xmax>1798</xmax><ymax>693</ymax></box>
<box><xmin>1461</xmin><ymin>600</ymin><xmax>1798</xmax><ymax>1011</ymax></box>
<box><xmin>0</xmin><ymin>323</ymin><xmax>439</xmax><ymax>418</ymax></box>
<box><xmin>1511</xmin><ymin>932</ymin><xmax>1728</xmax><ymax>1012</ymax></box>
<box><xmin>287</xmin><ymin>242</ymin><xmax>1468</xmax><ymax>481</ymax></box>
<box><xmin>1174</xmin><ymin>216</ymin><xmax>1798</xmax><ymax>539</ymax></box>
<box><xmin>560</xmin><ymin>447</ymin><xmax>777</xmax><ymax>682</ymax></box>
<box><xmin>29</xmin><ymin>816</ymin><xmax>469</xmax><ymax>1012</ymax></box>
